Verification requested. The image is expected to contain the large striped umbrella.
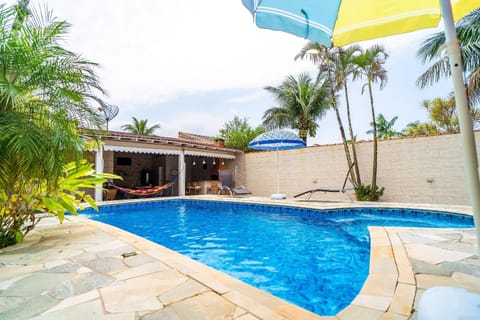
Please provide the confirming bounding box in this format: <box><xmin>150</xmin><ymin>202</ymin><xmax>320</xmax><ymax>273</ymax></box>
<box><xmin>242</xmin><ymin>0</ymin><xmax>480</xmax><ymax>253</ymax></box>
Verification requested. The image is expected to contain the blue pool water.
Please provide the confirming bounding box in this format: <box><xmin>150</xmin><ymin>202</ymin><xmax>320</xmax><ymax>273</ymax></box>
<box><xmin>83</xmin><ymin>200</ymin><xmax>473</xmax><ymax>316</ymax></box>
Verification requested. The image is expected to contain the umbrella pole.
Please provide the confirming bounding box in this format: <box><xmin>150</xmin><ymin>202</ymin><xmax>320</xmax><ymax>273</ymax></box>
<box><xmin>276</xmin><ymin>149</ymin><xmax>280</xmax><ymax>194</ymax></box>
<box><xmin>441</xmin><ymin>0</ymin><xmax>480</xmax><ymax>254</ymax></box>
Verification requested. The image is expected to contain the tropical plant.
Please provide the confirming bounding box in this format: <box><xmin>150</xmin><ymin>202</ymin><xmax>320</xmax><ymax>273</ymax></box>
<box><xmin>367</xmin><ymin>113</ymin><xmax>402</xmax><ymax>139</ymax></box>
<box><xmin>402</xmin><ymin>94</ymin><xmax>480</xmax><ymax>137</ymax></box>
<box><xmin>262</xmin><ymin>73</ymin><xmax>331</xmax><ymax>144</ymax></box>
<box><xmin>335</xmin><ymin>45</ymin><xmax>364</xmax><ymax>184</ymax></box>
<box><xmin>353</xmin><ymin>44</ymin><xmax>388</xmax><ymax>195</ymax></box>
<box><xmin>355</xmin><ymin>184</ymin><xmax>384</xmax><ymax>201</ymax></box>
<box><xmin>421</xmin><ymin>96</ymin><xmax>458</xmax><ymax>132</ymax></box>
<box><xmin>296</xmin><ymin>43</ymin><xmax>361</xmax><ymax>184</ymax></box>
<box><xmin>402</xmin><ymin>121</ymin><xmax>439</xmax><ymax>136</ymax></box>
<box><xmin>121</xmin><ymin>117</ymin><xmax>161</xmax><ymax>135</ymax></box>
<box><xmin>218</xmin><ymin>115</ymin><xmax>265</xmax><ymax>151</ymax></box>
<box><xmin>0</xmin><ymin>1</ymin><xmax>110</xmax><ymax>246</ymax></box>
<box><xmin>416</xmin><ymin>9</ymin><xmax>480</xmax><ymax>106</ymax></box>
<box><xmin>0</xmin><ymin>160</ymin><xmax>118</xmax><ymax>247</ymax></box>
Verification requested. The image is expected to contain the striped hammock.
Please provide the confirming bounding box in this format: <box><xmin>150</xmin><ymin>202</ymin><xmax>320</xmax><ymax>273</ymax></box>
<box><xmin>112</xmin><ymin>178</ymin><xmax>176</xmax><ymax>196</ymax></box>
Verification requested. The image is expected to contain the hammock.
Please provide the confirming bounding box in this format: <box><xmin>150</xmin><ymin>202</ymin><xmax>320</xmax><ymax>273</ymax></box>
<box><xmin>112</xmin><ymin>178</ymin><xmax>176</xmax><ymax>197</ymax></box>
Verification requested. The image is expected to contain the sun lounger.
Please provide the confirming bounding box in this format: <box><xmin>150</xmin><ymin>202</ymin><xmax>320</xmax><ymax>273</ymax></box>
<box><xmin>218</xmin><ymin>170</ymin><xmax>252</xmax><ymax>196</ymax></box>
<box><xmin>294</xmin><ymin>162</ymin><xmax>357</xmax><ymax>200</ymax></box>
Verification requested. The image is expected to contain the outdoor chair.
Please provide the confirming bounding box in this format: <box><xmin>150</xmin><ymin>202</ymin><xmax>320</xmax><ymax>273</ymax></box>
<box><xmin>104</xmin><ymin>188</ymin><xmax>118</xmax><ymax>201</ymax></box>
<box><xmin>218</xmin><ymin>170</ymin><xmax>251</xmax><ymax>196</ymax></box>
<box><xmin>187</xmin><ymin>181</ymin><xmax>201</xmax><ymax>195</ymax></box>
<box><xmin>294</xmin><ymin>162</ymin><xmax>357</xmax><ymax>201</ymax></box>
<box><xmin>207</xmin><ymin>180</ymin><xmax>219</xmax><ymax>195</ymax></box>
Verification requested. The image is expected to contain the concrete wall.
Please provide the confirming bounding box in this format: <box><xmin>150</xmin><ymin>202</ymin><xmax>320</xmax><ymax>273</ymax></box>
<box><xmin>244</xmin><ymin>132</ymin><xmax>478</xmax><ymax>205</ymax></box>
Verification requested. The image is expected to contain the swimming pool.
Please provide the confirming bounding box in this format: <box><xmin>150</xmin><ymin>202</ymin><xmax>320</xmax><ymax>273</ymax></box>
<box><xmin>83</xmin><ymin>199</ymin><xmax>473</xmax><ymax>316</ymax></box>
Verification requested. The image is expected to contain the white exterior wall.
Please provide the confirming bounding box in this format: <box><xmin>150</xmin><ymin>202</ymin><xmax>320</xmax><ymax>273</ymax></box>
<box><xmin>245</xmin><ymin>132</ymin><xmax>478</xmax><ymax>205</ymax></box>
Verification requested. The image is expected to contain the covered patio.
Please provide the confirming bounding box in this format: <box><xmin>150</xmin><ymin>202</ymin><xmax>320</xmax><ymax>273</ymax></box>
<box><xmin>92</xmin><ymin>131</ymin><xmax>240</xmax><ymax>201</ymax></box>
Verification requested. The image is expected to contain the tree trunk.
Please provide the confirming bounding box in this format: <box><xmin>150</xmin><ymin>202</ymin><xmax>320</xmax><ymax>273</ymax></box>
<box><xmin>299</xmin><ymin>128</ymin><xmax>308</xmax><ymax>143</ymax></box>
<box><xmin>344</xmin><ymin>82</ymin><xmax>361</xmax><ymax>186</ymax></box>
<box><xmin>368</xmin><ymin>80</ymin><xmax>377</xmax><ymax>188</ymax></box>
<box><xmin>327</xmin><ymin>68</ymin><xmax>354</xmax><ymax>175</ymax></box>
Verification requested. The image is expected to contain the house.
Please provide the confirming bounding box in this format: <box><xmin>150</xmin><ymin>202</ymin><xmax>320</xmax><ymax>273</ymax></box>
<box><xmin>91</xmin><ymin>131</ymin><xmax>241</xmax><ymax>200</ymax></box>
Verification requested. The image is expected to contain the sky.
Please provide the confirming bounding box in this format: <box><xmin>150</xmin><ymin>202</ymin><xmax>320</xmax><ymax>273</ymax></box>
<box><xmin>16</xmin><ymin>0</ymin><xmax>453</xmax><ymax>145</ymax></box>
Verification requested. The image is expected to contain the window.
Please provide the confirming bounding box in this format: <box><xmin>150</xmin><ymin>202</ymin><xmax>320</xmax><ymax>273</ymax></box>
<box><xmin>116</xmin><ymin>157</ymin><xmax>131</xmax><ymax>166</ymax></box>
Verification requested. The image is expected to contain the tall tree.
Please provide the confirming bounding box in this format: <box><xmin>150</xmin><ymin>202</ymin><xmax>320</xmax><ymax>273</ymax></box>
<box><xmin>333</xmin><ymin>45</ymin><xmax>363</xmax><ymax>184</ymax></box>
<box><xmin>296</xmin><ymin>43</ymin><xmax>362</xmax><ymax>185</ymax></box>
<box><xmin>421</xmin><ymin>95</ymin><xmax>480</xmax><ymax>132</ymax></box>
<box><xmin>0</xmin><ymin>1</ymin><xmax>108</xmax><ymax>246</ymax></box>
<box><xmin>416</xmin><ymin>9</ymin><xmax>480</xmax><ymax>106</ymax></box>
<box><xmin>218</xmin><ymin>115</ymin><xmax>265</xmax><ymax>151</ymax></box>
<box><xmin>353</xmin><ymin>45</ymin><xmax>388</xmax><ymax>189</ymax></box>
<box><xmin>121</xmin><ymin>117</ymin><xmax>160</xmax><ymax>135</ymax></box>
<box><xmin>422</xmin><ymin>96</ymin><xmax>458</xmax><ymax>133</ymax></box>
<box><xmin>367</xmin><ymin>114</ymin><xmax>402</xmax><ymax>139</ymax></box>
<box><xmin>262</xmin><ymin>73</ymin><xmax>331</xmax><ymax>143</ymax></box>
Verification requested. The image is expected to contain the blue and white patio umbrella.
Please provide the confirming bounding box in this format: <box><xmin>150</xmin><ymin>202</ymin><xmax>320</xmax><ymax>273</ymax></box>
<box><xmin>248</xmin><ymin>129</ymin><xmax>305</xmax><ymax>199</ymax></box>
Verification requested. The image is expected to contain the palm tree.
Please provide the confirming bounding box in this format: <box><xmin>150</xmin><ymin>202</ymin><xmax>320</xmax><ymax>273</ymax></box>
<box><xmin>416</xmin><ymin>9</ymin><xmax>480</xmax><ymax>106</ymax></box>
<box><xmin>262</xmin><ymin>73</ymin><xmax>331</xmax><ymax>143</ymax></box>
<box><xmin>0</xmin><ymin>1</ymin><xmax>106</xmax><ymax>245</ymax></box>
<box><xmin>367</xmin><ymin>114</ymin><xmax>402</xmax><ymax>139</ymax></box>
<box><xmin>121</xmin><ymin>117</ymin><xmax>161</xmax><ymax>135</ymax></box>
<box><xmin>296</xmin><ymin>43</ymin><xmax>360</xmax><ymax>183</ymax></box>
<box><xmin>353</xmin><ymin>45</ymin><xmax>388</xmax><ymax>189</ymax></box>
<box><xmin>333</xmin><ymin>45</ymin><xmax>363</xmax><ymax>185</ymax></box>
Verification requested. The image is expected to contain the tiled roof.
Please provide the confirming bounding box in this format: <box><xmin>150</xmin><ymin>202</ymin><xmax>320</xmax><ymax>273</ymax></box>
<box><xmin>178</xmin><ymin>132</ymin><xmax>216</xmax><ymax>144</ymax></box>
<box><xmin>101</xmin><ymin>131</ymin><xmax>237</xmax><ymax>153</ymax></box>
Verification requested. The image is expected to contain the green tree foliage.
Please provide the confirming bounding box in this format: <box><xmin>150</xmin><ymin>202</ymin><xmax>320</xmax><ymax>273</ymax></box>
<box><xmin>0</xmin><ymin>1</ymin><xmax>113</xmax><ymax>246</ymax></box>
<box><xmin>422</xmin><ymin>96</ymin><xmax>458</xmax><ymax>132</ymax></box>
<box><xmin>402</xmin><ymin>95</ymin><xmax>480</xmax><ymax>136</ymax></box>
<box><xmin>0</xmin><ymin>160</ymin><xmax>117</xmax><ymax>247</ymax></box>
<box><xmin>417</xmin><ymin>9</ymin><xmax>480</xmax><ymax>106</ymax></box>
<box><xmin>262</xmin><ymin>73</ymin><xmax>331</xmax><ymax>143</ymax></box>
<box><xmin>219</xmin><ymin>116</ymin><xmax>265</xmax><ymax>151</ymax></box>
<box><xmin>121</xmin><ymin>117</ymin><xmax>161</xmax><ymax>135</ymax></box>
<box><xmin>402</xmin><ymin>121</ymin><xmax>439</xmax><ymax>136</ymax></box>
<box><xmin>367</xmin><ymin>113</ymin><xmax>402</xmax><ymax>139</ymax></box>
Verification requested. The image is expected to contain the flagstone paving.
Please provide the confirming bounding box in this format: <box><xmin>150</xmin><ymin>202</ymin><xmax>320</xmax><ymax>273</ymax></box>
<box><xmin>0</xmin><ymin>198</ymin><xmax>478</xmax><ymax>320</ymax></box>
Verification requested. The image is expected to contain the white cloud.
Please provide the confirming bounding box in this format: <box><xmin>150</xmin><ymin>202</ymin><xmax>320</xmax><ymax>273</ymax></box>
<box><xmin>7</xmin><ymin>0</ymin><xmax>457</xmax><ymax>145</ymax></box>
<box><xmin>25</xmin><ymin>0</ymin><xmax>313</xmax><ymax>107</ymax></box>
<box><xmin>227</xmin><ymin>90</ymin><xmax>268</xmax><ymax>104</ymax></box>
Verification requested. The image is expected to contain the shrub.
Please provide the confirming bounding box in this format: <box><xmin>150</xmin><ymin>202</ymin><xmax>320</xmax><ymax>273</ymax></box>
<box><xmin>355</xmin><ymin>184</ymin><xmax>385</xmax><ymax>201</ymax></box>
<box><xmin>0</xmin><ymin>160</ymin><xmax>118</xmax><ymax>248</ymax></box>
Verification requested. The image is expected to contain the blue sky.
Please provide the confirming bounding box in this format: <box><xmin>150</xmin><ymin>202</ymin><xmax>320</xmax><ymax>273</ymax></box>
<box><xmin>21</xmin><ymin>0</ymin><xmax>452</xmax><ymax>145</ymax></box>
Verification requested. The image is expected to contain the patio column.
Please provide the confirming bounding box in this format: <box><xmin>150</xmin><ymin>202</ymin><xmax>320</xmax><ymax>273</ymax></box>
<box><xmin>178</xmin><ymin>151</ymin><xmax>186</xmax><ymax>196</ymax></box>
<box><xmin>95</xmin><ymin>145</ymin><xmax>104</xmax><ymax>201</ymax></box>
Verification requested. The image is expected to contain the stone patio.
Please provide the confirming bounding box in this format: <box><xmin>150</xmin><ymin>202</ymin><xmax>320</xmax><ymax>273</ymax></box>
<box><xmin>0</xmin><ymin>197</ymin><xmax>478</xmax><ymax>320</ymax></box>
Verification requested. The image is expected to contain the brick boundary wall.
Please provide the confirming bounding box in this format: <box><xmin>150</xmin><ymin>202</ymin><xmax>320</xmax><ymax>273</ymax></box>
<box><xmin>244</xmin><ymin>132</ymin><xmax>480</xmax><ymax>205</ymax></box>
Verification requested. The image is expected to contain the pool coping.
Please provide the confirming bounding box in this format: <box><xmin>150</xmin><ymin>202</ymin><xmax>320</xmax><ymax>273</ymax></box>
<box><xmin>1</xmin><ymin>196</ymin><xmax>477</xmax><ymax>319</ymax></box>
